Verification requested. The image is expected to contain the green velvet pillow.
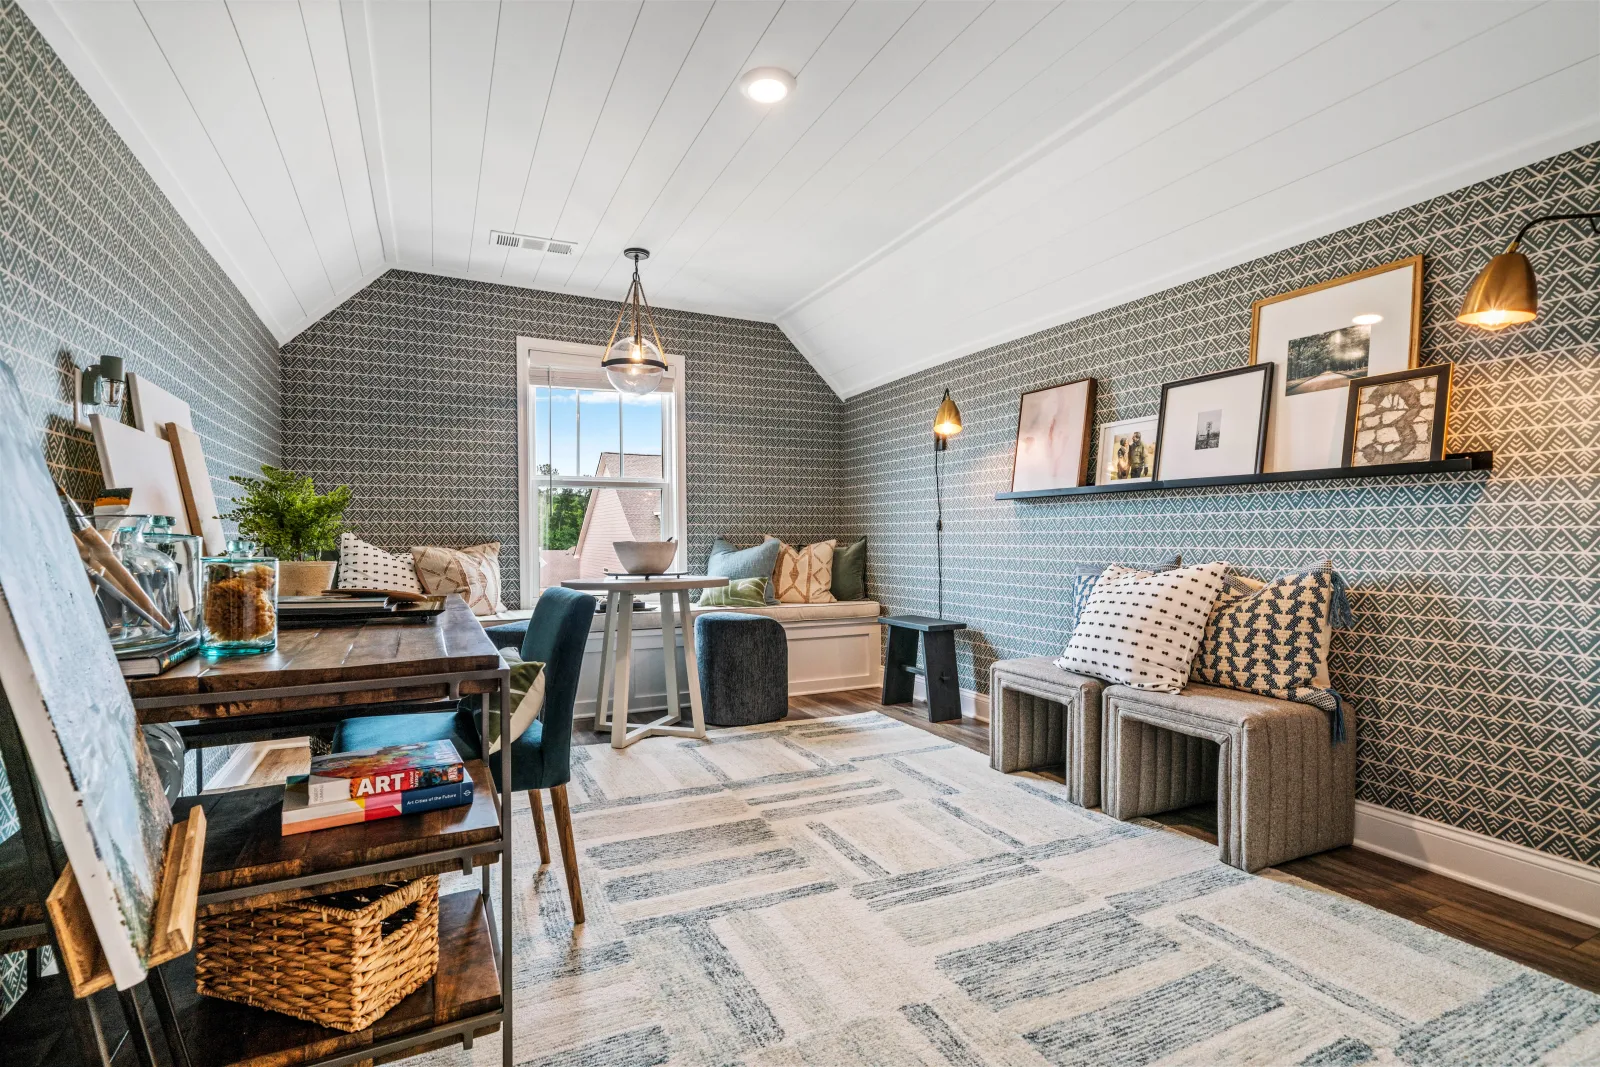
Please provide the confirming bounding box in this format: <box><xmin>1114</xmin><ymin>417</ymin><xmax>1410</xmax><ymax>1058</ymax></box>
<box><xmin>698</xmin><ymin>577</ymin><xmax>769</xmax><ymax>607</ymax></box>
<box><xmin>831</xmin><ymin>537</ymin><xmax>867</xmax><ymax>601</ymax></box>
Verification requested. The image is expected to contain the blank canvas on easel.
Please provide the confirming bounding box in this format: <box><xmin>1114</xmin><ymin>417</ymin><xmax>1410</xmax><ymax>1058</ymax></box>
<box><xmin>0</xmin><ymin>359</ymin><xmax>171</xmax><ymax>989</ymax></box>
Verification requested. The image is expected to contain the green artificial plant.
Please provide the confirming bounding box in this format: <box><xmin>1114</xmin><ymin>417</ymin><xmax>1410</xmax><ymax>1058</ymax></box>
<box><xmin>224</xmin><ymin>466</ymin><xmax>352</xmax><ymax>560</ymax></box>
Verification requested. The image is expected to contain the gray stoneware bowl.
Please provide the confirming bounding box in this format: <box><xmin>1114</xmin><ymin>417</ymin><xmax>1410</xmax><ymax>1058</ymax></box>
<box><xmin>614</xmin><ymin>541</ymin><xmax>677</xmax><ymax>575</ymax></box>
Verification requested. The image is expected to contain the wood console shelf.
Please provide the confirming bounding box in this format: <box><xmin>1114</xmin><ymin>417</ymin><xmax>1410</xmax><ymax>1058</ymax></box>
<box><xmin>995</xmin><ymin>451</ymin><xmax>1492</xmax><ymax>500</ymax></box>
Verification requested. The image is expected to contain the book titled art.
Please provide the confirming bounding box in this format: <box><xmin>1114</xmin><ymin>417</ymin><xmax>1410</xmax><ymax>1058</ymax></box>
<box><xmin>305</xmin><ymin>739</ymin><xmax>465</xmax><ymax>803</ymax></box>
<box><xmin>282</xmin><ymin>776</ymin><xmax>474</xmax><ymax>835</ymax></box>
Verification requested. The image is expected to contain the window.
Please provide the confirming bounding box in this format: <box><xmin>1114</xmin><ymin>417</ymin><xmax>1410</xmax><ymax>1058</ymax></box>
<box><xmin>517</xmin><ymin>338</ymin><xmax>686</xmax><ymax>600</ymax></box>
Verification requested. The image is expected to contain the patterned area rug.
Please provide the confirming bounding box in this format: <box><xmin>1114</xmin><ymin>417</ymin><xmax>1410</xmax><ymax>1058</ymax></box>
<box><xmin>419</xmin><ymin>712</ymin><xmax>1600</xmax><ymax>1066</ymax></box>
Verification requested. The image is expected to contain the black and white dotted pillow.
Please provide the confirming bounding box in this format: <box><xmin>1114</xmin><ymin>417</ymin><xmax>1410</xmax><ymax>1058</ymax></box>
<box><xmin>337</xmin><ymin>532</ymin><xmax>423</xmax><ymax>594</ymax></box>
<box><xmin>1056</xmin><ymin>561</ymin><xmax>1230</xmax><ymax>692</ymax></box>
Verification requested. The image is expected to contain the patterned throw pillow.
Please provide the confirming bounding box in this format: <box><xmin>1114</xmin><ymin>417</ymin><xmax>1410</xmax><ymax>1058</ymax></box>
<box><xmin>1056</xmin><ymin>561</ymin><xmax>1230</xmax><ymax>691</ymax></box>
<box><xmin>337</xmin><ymin>532</ymin><xmax>422</xmax><ymax>594</ymax></box>
<box><xmin>698</xmin><ymin>577</ymin><xmax>769</xmax><ymax>607</ymax></box>
<box><xmin>411</xmin><ymin>542</ymin><xmax>507</xmax><ymax>616</ymax></box>
<box><xmin>1192</xmin><ymin>561</ymin><xmax>1353</xmax><ymax>740</ymax></box>
<box><xmin>1063</xmin><ymin>556</ymin><xmax>1182</xmax><ymax>636</ymax></box>
<box><xmin>772</xmin><ymin>539</ymin><xmax>837</xmax><ymax>604</ymax></box>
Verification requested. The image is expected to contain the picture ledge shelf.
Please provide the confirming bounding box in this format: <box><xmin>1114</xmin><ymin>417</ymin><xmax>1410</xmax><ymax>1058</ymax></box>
<box><xmin>995</xmin><ymin>451</ymin><xmax>1493</xmax><ymax>500</ymax></box>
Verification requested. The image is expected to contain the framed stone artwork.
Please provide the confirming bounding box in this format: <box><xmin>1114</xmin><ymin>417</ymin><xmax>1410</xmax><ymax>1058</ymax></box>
<box><xmin>1249</xmin><ymin>255</ymin><xmax>1422</xmax><ymax>472</ymax></box>
<box><xmin>1343</xmin><ymin>363</ymin><xmax>1452</xmax><ymax>468</ymax></box>
<box><xmin>0</xmin><ymin>359</ymin><xmax>172</xmax><ymax>989</ymax></box>
<box><xmin>1010</xmin><ymin>377</ymin><xmax>1096</xmax><ymax>492</ymax></box>
<box><xmin>1152</xmin><ymin>364</ymin><xmax>1273</xmax><ymax>481</ymax></box>
<box><xmin>1097</xmin><ymin>415</ymin><xmax>1158</xmax><ymax>484</ymax></box>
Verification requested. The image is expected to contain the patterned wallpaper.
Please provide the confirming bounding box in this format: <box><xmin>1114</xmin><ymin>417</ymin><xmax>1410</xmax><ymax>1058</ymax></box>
<box><xmin>282</xmin><ymin>270</ymin><xmax>851</xmax><ymax>609</ymax></box>
<box><xmin>844</xmin><ymin>143</ymin><xmax>1599</xmax><ymax>867</ymax></box>
<box><xmin>0</xmin><ymin>0</ymin><xmax>282</xmax><ymax>1013</ymax></box>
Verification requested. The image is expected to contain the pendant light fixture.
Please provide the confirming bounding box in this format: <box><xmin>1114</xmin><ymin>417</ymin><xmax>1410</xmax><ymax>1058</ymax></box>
<box><xmin>602</xmin><ymin>247</ymin><xmax>669</xmax><ymax>395</ymax></box>
<box><xmin>1457</xmin><ymin>211</ymin><xmax>1599</xmax><ymax>330</ymax></box>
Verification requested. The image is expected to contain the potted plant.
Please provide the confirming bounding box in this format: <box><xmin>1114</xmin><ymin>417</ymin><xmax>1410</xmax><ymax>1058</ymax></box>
<box><xmin>224</xmin><ymin>466</ymin><xmax>352</xmax><ymax>596</ymax></box>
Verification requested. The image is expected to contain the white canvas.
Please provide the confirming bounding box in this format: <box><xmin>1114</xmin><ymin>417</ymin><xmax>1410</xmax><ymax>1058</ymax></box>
<box><xmin>92</xmin><ymin>414</ymin><xmax>192</xmax><ymax>532</ymax></box>
<box><xmin>126</xmin><ymin>372</ymin><xmax>192</xmax><ymax>435</ymax></box>
<box><xmin>1255</xmin><ymin>261</ymin><xmax>1418</xmax><ymax>472</ymax></box>
<box><xmin>1156</xmin><ymin>370</ymin><xmax>1269</xmax><ymax>480</ymax></box>
<box><xmin>1011</xmin><ymin>379</ymin><xmax>1092</xmax><ymax>492</ymax></box>
<box><xmin>0</xmin><ymin>361</ymin><xmax>171</xmax><ymax>989</ymax></box>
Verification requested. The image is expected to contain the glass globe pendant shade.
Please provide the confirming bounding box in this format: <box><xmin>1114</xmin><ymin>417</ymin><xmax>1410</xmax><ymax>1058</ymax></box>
<box><xmin>603</xmin><ymin>333</ymin><xmax>667</xmax><ymax>395</ymax></box>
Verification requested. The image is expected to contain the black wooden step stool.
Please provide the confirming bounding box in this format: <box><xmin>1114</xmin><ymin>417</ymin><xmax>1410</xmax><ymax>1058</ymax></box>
<box><xmin>879</xmin><ymin>615</ymin><xmax>967</xmax><ymax>722</ymax></box>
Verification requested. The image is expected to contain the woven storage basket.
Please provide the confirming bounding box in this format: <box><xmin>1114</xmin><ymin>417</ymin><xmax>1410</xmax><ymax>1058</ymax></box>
<box><xmin>195</xmin><ymin>876</ymin><xmax>439</xmax><ymax>1033</ymax></box>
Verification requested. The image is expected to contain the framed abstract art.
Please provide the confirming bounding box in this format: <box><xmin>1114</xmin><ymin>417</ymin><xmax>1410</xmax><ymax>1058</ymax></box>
<box><xmin>1343</xmin><ymin>363</ymin><xmax>1452</xmax><ymax>468</ymax></box>
<box><xmin>1010</xmin><ymin>378</ymin><xmax>1096</xmax><ymax>493</ymax></box>
<box><xmin>1249</xmin><ymin>255</ymin><xmax>1422</xmax><ymax>472</ymax></box>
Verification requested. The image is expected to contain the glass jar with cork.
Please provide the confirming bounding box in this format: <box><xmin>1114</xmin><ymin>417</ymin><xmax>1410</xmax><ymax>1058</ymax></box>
<box><xmin>202</xmin><ymin>540</ymin><xmax>278</xmax><ymax>655</ymax></box>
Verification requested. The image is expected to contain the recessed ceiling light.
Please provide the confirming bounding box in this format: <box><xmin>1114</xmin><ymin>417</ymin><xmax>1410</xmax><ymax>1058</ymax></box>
<box><xmin>1352</xmin><ymin>313</ymin><xmax>1383</xmax><ymax>325</ymax></box>
<box><xmin>739</xmin><ymin>67</ymin><xmax>794</xmax><ymax>104</ymax></box>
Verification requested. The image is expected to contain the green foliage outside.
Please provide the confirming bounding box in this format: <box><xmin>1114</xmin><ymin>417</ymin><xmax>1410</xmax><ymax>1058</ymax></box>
<box><xmin>538</xmin><ymin>465</ymin><xmax>588</xmax><ymax>551</ymax></box>
<box><xmin>224</xmin><ymin>466</ymin><xmax>352</xmax><ymax>560</ymax></box>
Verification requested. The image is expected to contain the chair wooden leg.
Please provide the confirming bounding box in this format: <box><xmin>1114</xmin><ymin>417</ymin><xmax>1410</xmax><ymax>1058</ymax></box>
<box><xmin>549</xmin><ymin>783</ymin><xmax>585</xmax><ymax>925</ymax></box>
<box><xmin>528</xmin><ymin>789</ymin><xmax>551</xmax><ymax>866</ymax></box>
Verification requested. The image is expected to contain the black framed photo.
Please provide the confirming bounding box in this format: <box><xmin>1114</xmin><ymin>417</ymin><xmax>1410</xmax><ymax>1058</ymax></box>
<box><xmin>1152</xmin><ymin>363</ymin><xmax>1274</xmax><ymax>481</ymax></box>
<box><xmin>1343</xmin><ymin>363</ymin><xmax>1451</xmax><ymax>468</ymax></box>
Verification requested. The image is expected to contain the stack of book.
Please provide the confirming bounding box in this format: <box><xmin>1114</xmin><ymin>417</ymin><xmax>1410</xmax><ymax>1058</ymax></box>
<box><xmin>282</xmin><ymin>740</ymin><xmax>473</xmax><ymax>836</ymax></box>
<box><xmin>117</xmin><ymin>631</ymin><xmax>202</xmax><ymax>678</ymax></box>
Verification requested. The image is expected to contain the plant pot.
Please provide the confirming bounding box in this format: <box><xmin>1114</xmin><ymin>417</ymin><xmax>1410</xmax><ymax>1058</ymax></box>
<box><xmin>278</xmin><ymin>559</ymin><xmax>337</xmax><ymax>597</ymax></box>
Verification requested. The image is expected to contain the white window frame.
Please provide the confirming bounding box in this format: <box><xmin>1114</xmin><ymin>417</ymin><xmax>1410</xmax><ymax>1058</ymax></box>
<box><xmin>516</xmin><ymin>336</ymin><xmax>688</xmax><ymax>601</ymax></box>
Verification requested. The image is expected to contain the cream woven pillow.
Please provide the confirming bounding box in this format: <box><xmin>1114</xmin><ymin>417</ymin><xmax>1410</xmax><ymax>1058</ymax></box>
<box><xmin>772</xmin><ymin>539</ymin><xmax>837</xmax><ymax>604</ymax></box>
<box><xmin>411</xmin><ymin>542</ymin><xmax>506</xmax><ymax>616</ymax></box>
<box><xmin>337</xmin><ymin>532</ymin><xmax>423</xmax><ymax>594</ymax></box>
<box><xmin>1056</xmin><ymin>561</ymin><xmax>1229</xmax><ymax>692</ymax></box>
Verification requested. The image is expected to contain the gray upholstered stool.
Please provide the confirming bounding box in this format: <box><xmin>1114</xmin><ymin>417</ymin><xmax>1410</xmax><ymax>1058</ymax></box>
<box><xmin>1101</xmin><ymin>683</ymin><xmax>1355</xmax><ymax>872</ymax></box>
<box><xmin>694</xmin><ymin>612</ymin><xmax>788</xmax><ymax>727</ymax></box>
<box><xmin>988</xmin><ymin>657</ymin><xmax>1106</xmax><ymax>807</ymax></box>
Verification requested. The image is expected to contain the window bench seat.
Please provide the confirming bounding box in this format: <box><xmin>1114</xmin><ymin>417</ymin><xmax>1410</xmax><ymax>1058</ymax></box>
<box><xmin>479</xmin><ymin>600</ymin><xmax>883</xmax><ymax>718</ymax></box>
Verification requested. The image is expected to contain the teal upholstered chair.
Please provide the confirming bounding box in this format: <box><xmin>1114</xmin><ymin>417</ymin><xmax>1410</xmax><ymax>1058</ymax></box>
<box><xmin>333</xmin><ymin>587</ymin><xmax>597</xmax><ymax>922</ymax></box>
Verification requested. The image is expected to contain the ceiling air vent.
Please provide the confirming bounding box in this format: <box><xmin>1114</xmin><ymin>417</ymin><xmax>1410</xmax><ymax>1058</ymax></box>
<box><xmin>488</xmin><ymin>229</ymin><xmax>578</xmax><ymax>254</ymax></box>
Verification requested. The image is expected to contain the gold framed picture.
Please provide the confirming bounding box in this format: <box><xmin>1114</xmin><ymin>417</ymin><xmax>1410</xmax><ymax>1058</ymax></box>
<box><xmin>1249</xmin><ymin>255</ymin><xmax>1422</xmax><ymax>473</ymax></box>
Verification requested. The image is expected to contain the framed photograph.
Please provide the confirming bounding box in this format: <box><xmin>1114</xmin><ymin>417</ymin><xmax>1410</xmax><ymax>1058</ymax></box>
<box><xmin>1097</xmin><ymin>415</ymin><xmax>1158</xmax><ymax>484</ymax></box>
<box><xmin>1343</xmin><ymin>363</ymin><xmax>1451</xmax><ymax>468</ymax></box>
<box><xmin>1152</xmin><ymin>364</ymin><xmax>1273</xmax><ymax>481</ymax></box>
<box><xmin>1010</xmin><ymin>377</ymin><xmax>1096</xmax><ymax>492</ymax></box>
<box><xmin>1250</xmin><ymin>255</ymin><xmax>1422</xmax><ymax>472</ymax></box>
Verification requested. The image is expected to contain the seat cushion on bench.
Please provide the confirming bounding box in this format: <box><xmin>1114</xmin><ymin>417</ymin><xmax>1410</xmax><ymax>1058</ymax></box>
<box><xmin>1102</xmin><ymin>682</ymin><xmax>1355</xmax><ymax>872</ymax></box>
<box><xmin>989</xmin><ymin>657</ymin><xmax>1105</xmax><ymax>806</ymax></box>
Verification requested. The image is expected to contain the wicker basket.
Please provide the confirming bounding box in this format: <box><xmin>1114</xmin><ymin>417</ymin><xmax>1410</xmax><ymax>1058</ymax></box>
<box><xmin>195</xmin><ymin>876</ymin><xmax>439</xmax><ymax>1032</ymax></box>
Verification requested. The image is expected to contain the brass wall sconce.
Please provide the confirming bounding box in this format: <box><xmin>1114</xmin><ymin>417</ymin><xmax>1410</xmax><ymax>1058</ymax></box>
<box><xmin>1458</xmin><ymin>211</ymin><xmax>1600</xmax><ymax>329</ymax></box>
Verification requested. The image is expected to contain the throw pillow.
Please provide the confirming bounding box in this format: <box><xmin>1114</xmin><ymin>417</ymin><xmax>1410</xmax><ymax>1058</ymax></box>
<box><xmin>1056</xmin><ymin>561</ymin><xmax>1229</xmax><ymax>691</ymax></box>
<box><xmin>411</xmin><ymin>542</ymin><xmax>507</xmax><ymax>616</ymax></box>
<box><xmin>486</xmin><ymin>649</ymin><xmax>545</xmax><ymax>754</ymax></box>
<box><xmin>1192</xmin><ymin>561</ymin><xmax>1353</xmax><ymax>740</ymax></box>
<box><xmin>831</xmin><ymin>537</ymin><xmax>868</xmax><ymax>601</ymax></box>
<box><xmin>773</xmin><ymin>539</ymin><xmax>837</xmax><ymax>604</ymax></box>
<box><xmin>698</xmin><ymin>577</ymin><xmax>769</xmax><ymax>607</ymax></box>
<box><xmin>1063</xmin><ymin>555</ymin><xmax>1182</xmax><ymax>636</ymax></box>
<box><xmin>708</xmin><ymin>537</ymin><xmax>783</xmax><ymax>604</ymax></box>
<box><xmin>337</xmin><ymin>532</ymin><xmax>423</xmax><ymax>594</ymax></box>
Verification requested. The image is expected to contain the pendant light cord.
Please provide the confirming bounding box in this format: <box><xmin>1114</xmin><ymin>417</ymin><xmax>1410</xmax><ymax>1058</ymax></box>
<box><xmin>935</xmin><ymin>444</ymin><xmax>945</xmax><ymax>619</ymax></box>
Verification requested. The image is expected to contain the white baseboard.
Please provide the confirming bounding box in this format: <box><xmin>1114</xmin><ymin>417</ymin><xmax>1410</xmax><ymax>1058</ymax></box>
<box><xmin>910</xmin><ymin>677</ymin><xmax>989</xmax><ymax>723</ymax></box>
<box><xmin>1353</xmin><ymin>801</ymin><xmax>1600</xmax><ymax>927</ymax></box>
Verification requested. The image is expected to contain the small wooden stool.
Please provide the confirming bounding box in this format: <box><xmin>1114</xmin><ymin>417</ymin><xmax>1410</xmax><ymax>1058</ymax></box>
<box><xmin>879</xmin><ymin>615</ymin><xmax>967</xmax><ymax>722</ymax></box>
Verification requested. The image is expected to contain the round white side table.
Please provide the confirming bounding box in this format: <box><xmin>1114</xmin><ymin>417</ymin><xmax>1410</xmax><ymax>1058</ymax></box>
<box><xmin>561</xmin><ymin>576</ymin><xmax>728</xmax><ymax>749</ymax></box>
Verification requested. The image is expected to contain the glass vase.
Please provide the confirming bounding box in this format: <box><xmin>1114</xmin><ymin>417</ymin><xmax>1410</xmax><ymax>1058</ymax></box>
<box><xmin>144</xmin><ymin>515</ymin><xmax>204</xmax><ymax>638</ymax></box>
<box><xmin>91</xmin><ymin>515</ymin><xmax>183</xmax><ymax>652</ymax></box>
<box><xmin>202</xmin><ymin>548</ymin><xmax>278</xmax><ymax>656</ymax></box>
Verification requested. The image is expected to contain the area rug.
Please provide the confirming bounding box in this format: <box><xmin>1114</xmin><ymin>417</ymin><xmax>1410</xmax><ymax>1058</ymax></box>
<box><xmin>420</xmin><ymin>712</ymin><xmax>1600</xmax><ymax>1067</ymax></box>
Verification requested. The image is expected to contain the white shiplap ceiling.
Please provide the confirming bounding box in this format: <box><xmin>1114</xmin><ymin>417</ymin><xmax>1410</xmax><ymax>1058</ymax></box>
<box><xmin>24</xmin><ymin>1</ymin><xmax>1600</xmax><ymax>398</ymax></box>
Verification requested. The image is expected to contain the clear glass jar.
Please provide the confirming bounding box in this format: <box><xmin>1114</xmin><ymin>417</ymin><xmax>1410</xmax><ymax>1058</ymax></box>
<box><xmin>144</xmin><ymin>516</ymin><xmax>204</xmax><ymax>638</ymax></box>
<box><xmin>202</xmin><ymin>545</ymin><xmax>278</xmax><ymax>656</ymax></box>
<box><xmin>92</xmin><ymin>514</ymin><xmax>183</xmax><ymax>652</ymax></box>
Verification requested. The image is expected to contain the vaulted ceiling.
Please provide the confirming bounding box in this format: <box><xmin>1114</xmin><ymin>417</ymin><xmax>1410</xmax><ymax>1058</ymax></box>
<box><xmin>25</xmin><ymin>1</ymin><xmax>1600</xmax><ymax>398</ymax></box>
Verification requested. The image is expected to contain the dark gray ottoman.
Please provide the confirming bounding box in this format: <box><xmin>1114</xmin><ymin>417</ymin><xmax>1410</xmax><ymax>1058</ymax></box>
<box><xmin>694</xmin><ymin>612</ymin><xmax>788</xmax><ymax>727</ymax></box>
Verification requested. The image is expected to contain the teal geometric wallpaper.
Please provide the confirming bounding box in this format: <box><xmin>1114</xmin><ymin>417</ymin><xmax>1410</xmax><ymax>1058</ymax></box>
<box><xmin>844</xmin><ymin>143</ymin><xmax>1598</xmax><ymax>867</ymax></box>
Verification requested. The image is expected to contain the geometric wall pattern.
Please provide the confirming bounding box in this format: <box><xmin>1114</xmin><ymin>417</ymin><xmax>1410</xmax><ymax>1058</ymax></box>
<box><xmin>282</xmin><ymin>270</ymin><xmax>851</xmax><ymax>610</ymax></box>
<box><xmin>844</xmin><ymin>142</ymin><xmax>1600</xmax><ymax>867</ymax></box>
<box><xmin>0</xmin><ymin>0</ymin><xmax>283</xmax><ymax>1014</ymax></box>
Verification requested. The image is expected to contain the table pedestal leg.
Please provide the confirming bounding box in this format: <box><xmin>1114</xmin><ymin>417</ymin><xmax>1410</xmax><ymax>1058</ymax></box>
<box><xmin>660</xmin><ymin>592</ymin><xmax>681</xmax><ymax>727</ymax></box>
<box><xmin>609</xmin><ymin>599</ymin><xmax>634</xmax><ymax>748</ymax></box>
<box><xmin>679</xmin><ymin>590</ymin><xmax>706</xmax><ymax>738</ymax></box>
<box><xmin>595</xmin><ymin>592</ymin><xmax>619</xmax><ymax>730</ymax></box>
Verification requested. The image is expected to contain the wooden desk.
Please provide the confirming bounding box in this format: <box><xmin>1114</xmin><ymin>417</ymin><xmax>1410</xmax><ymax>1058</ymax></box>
<box><xmin>125</xmin><ymin>594</ymin><xmax>513</xmax><ymax>1067</ymax></box>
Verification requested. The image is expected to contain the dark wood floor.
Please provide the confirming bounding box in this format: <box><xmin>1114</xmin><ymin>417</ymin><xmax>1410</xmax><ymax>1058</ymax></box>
<box><xmin>578</xmin><ymin>688</ymin><xmax>1599</xmax><ymax>992</ymax></box>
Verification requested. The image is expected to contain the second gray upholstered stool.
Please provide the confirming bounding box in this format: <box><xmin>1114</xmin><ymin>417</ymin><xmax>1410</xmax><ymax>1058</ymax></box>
<box><xmin>988</xmin><ymin>657</ymin><xmax>1105</xmax><ymax>807</ymax></box>
<box><xmin>1101</xmin><ymin>683</ymin><xmax>1355</xmax><ymax>872</ymax></box>
<box><xmin>694</xmin><ymin>612</ymin><xmax>788</xmax><ymax>727</ymax></box>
